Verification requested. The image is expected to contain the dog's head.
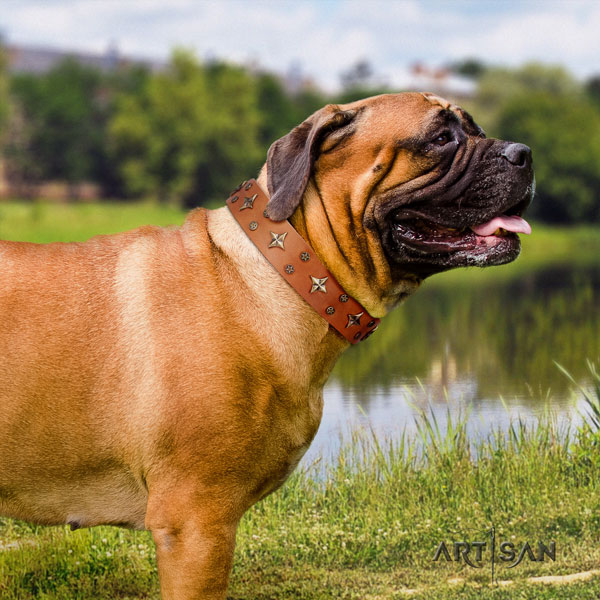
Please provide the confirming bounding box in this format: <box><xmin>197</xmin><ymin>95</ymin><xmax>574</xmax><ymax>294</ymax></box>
<box><xmin>263</xmin><ymin>92</ymin><xmax>534</xmax><ymax>315</ymax></box>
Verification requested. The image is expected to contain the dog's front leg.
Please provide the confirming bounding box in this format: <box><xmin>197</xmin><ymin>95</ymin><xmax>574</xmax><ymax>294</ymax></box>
<box><xmin>146</xmin><ymin>490</ymin><xmax>240</xmax><ymax>600</ymax></box>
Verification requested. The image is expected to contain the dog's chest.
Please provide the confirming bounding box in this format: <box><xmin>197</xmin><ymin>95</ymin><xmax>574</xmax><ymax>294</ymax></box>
<box><xmin>251</xmin><ymin>388</ymin><xmax>323</xmax><ymax>501</ymax></box>
<box><xmin>251</xmin><ymin>442</ymin><xmax>310</xmax><ymax>503</ymax></box>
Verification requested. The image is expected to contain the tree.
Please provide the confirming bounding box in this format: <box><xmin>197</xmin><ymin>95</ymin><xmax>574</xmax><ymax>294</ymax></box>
<box><xmin>467</xmin><ymin>63</ymin><xmax>600</xmax><ymax>224</ymax></box>
<box><xmin>255</xmin><ymin>72</ymin><xmax>297</xmax><ymax>147</ymax></box>
<box><xmin>449</xmin><ymin>58</ymin><xmax>487</xmax><ymax>80</ymax></box>
<box><xmin>291</xmin><ymin>86</ymin><xmax>328</xmax><ymax>122</ymax></box>
<box><xmin>586</xmin><ymin>74</ymin><xmax>600</xmax><ymax>106</ymax></box>
<box><xmin>340</xmin><ymin>60</ymin><xmax>375</xmax><ymax>91</ymax></box>
<box><xmin>8</xmin><ymin>59</ymin><xmax>114</xmax><ymax>195</ymax></box>
<box><xmin>0</xmin><ymin>43</ymin><xmax>9</xmax><ymax>134</ymax></box>
<box><xmin>109</xmin><ymin>51</ymin><xmax>263</xmax><ymax>206</ymax></box>
<box><xmin>474</xmin><ymin>63</ymin><xmax>578</xmax><ymax>132</ymax></box>
<box><xmin>497</xmin><ymin>91</ymin><xmax>600</xmax><ymax>223</ymax></box>
<box><xmin>337</xmin><ymin>59</ymin><xmax>389</xmax><ymax>104</ymax></box>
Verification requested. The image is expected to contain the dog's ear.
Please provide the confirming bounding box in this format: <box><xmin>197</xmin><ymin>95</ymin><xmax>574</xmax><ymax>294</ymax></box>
<box><xmin>266</xmin><ymin>105</ymin><xmax>357</xmax><ymax>221</ymax></box>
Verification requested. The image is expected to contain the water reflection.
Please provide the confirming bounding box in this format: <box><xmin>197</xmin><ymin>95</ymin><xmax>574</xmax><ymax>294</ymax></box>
<box><xmin>304</xmin><ymin>264</ymin><xmax>599</xmax><ymax>465</ymax></box>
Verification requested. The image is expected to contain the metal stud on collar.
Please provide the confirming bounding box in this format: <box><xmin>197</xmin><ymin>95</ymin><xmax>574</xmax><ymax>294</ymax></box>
<box><xmin>268</xmin><ymin>231</ymin><xmax>287</xmax><ymax>250</ymax></box>
<box><xmin>240</xmin><ymin>194</ymin><xmax>257</xmax><ymax>210</ymax></box>
<box><xmin>225</xmin><ymin>179</ymin><xmax>380</xmax><ymax>344</ymax></box>
<box><xmin>310</xmin><ymin>276</ymin><xmax>328</xmax><ymax>294</ymax></box>
<box><xmin>346</xmin><ymin>312</ymin><xmax>364</xmax><ymax>328</ymax></box>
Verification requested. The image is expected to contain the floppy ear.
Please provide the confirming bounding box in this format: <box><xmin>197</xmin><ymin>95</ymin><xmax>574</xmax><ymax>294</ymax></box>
<box><xmin>266</xmin><ymin>105</ymin><xmax>357</xmax><ymax>221</ymax></box>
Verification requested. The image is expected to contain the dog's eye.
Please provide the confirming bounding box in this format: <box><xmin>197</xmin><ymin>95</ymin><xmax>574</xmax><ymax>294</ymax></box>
<box><xmin>433</xmin><ymin>132</ymin><xmax>452</xmax><ymax>146</ymax></box>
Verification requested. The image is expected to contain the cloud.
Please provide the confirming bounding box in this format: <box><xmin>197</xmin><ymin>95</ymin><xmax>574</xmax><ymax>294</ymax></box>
<box><xmin>457</xmin><ymin>4</ymin><xmax>600</xmax><ymax>75</ymax></box>
<box><xmin>2</xmin><ymin>0</ymin><xmax>599</xmax><ymax>90</ymax></box>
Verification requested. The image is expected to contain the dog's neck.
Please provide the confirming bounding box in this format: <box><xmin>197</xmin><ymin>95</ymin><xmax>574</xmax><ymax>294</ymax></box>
<box><xmin>261</xmin><ymin>171</ymin><xmax>419</xmax><ymax>317</ymax></box>
<box><xmin>205</xmin><ymin>200</ymin><xmax>347</xmax><ymax>388</ymax></box>
<box><xmin>224</xmin><ymin>177</ymin><xmax>379</xmax><ymax>344</ymax></box>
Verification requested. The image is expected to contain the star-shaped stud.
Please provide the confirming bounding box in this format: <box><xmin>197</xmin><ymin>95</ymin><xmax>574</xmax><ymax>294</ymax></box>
<box><xmin>346</xmin><ymin>312</ymin><xmax>364</xmax><ymax>328</ymax></box>
<box><xmin>268</xmin><ymin>231</ymin><xmax>288</xmax><ymax>250</ymax></box>
<box><xmin>310</xmin><ymin>275</ymin><xmax>328</xmax><ymax>294</ymax></box>
<box><xmin>240</xmin><ymin>193</ymin><xmax>257</xmax><ymax>211</ymax></box>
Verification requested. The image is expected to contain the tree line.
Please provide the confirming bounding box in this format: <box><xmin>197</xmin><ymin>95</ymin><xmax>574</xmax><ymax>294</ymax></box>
<box><xmin>1</xmin><ymin>49</ymin><xmax>599</xmax><ymax>222</ymax></box>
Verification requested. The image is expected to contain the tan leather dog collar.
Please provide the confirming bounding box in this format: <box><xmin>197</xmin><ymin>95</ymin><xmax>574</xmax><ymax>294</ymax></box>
<box><xmin>226</xmin><ymin>179</ymin><xmax>380</xmax><ymax>344</ymax></box>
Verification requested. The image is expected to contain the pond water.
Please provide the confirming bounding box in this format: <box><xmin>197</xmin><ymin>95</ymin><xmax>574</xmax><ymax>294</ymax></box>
<box><xmin>304</xmin><ymin>261</ymin><xmax>600</xmax><ymax>465</ymax></box>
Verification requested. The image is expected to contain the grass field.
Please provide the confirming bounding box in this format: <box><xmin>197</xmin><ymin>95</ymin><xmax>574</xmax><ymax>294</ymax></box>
<box><xmin>1</xmin><ymin>200</ymin><xmax>600</xmax><ymax>598</ymax></box>
<box><xmin>2</xmin><ymin>407</ymin><xmax>600</xmax><ymax>599</ymax></box>
<box><xmin>0</xmin><ymin>199</ymin><xmax>187</xmax><ymax>244</ymax></box>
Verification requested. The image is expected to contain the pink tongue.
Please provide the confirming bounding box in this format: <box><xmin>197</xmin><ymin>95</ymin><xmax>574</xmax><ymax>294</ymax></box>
<box><xmin>471</xmin><ymin>215</ymin><xmax>531</xmax><ymax>236</ymax></box>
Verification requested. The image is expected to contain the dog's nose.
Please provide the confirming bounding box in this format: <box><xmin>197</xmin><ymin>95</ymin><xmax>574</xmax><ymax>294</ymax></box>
<box><xmin>501</xmin><ymin>143</ymin><xmax>532</xmax><ymax>167</ymax></box>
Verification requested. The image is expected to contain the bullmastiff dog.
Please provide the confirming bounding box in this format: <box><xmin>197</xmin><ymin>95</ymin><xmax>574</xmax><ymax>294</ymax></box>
<box><xmin>0</xmin><ymin>92</ymin><xmax>533</xmax><ymax>599</ymax></box>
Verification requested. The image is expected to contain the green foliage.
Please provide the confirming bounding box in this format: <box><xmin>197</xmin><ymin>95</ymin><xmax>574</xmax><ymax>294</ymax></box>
<box><xmin>109</xmin><ymin>51</ymin><xmax>263</xmax><ymax>206</ymax></box>
<box><xmin>586</xmin><ymin>75</ymin><xmax>600</xmax><ymax>105</ymax></box>
<box><xmin>496</xmin><ymin>91</ymin><xmax>600</xmax><ymax>222</ymax></box>
<box><xmin>336</xmin><ymin>59</ymin><xmax>390</xmax><ymax>104</ymax></box>
<box><xmin>470</xmin><ymin>63</ymin><xmax>600</xmax><ymax>223</ymax></box>
<box><xmin>3</xmin><ymin>54</ymin><xmax>600</xmax><ymax>222</ymax></box>
<box><xmin>475</xmin><ymin>63</ymin><xmax>578</xmax><ymax>130</ymax></box>
<box><xmin>449</xmin><ymin>58</ymin><xmax>487</xmax><ymax>80</ymax></box>
<box><xmin>557</xmin><ymin>361</ymin><xmax>600</xmax><ymax>433</ymax></box>
<box><xmin>8</xmin><ymin>60</ymin><xmax>109</xmax><ymax>186</ymax></box>
<box><xmin>0</xmin><ymin>45</ymin><xmax>9</xmax><ymax>134</ymax></box>
<box><xmin>255</xmin><ymin>72</ymin><xmax>300</xmax><ymax>146</ymax></box>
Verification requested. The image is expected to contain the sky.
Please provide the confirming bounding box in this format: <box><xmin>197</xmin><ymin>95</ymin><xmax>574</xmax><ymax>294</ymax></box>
<box><xmin>1</xmin><ymin>0</ymin><xmax>599</xmax><ymax>90</ymax></box>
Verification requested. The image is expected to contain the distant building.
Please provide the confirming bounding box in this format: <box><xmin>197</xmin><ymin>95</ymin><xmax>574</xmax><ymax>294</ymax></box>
<box><xmin>402</xmin><ymin>62</ymin><xmax>475</xmax><ymax>99</ymax></box>
<box><xmin>4</xmin><ymin>43</ymin><xmax>163</xmax><ymax>74</ymax></box>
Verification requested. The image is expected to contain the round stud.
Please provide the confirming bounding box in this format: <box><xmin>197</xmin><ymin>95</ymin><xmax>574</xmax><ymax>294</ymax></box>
<box><xmin>326</xmin><ymin>306</ymin><xmax>335</xmax><ymax>315</ymax></box>
<box><xmin>285</xmin><ymin>264</ymin><xmax>295</xmax><ymax>274</ymax></box>
<box><xmin>245</xmin><ymin>182</ymin><xmax>252</xmax><ymax>190</ymax></box>
<box><xmin>231</xmin><ymin>195</ymin><xmax>239</xmax><ymax>203</ymax></box>
<box><xmin>300</xmin><ymin>251</ymin><xmax>310</xmax><ymax>262</ymax></box>
<box><xmin>361</xmin><ymin>329</ymin><xmax>375</xmax><ymax>341</ymax></box>
<box><xmin>263</xmin><ymin>209</ymin><xmax>270</xmax><ymax>218</ymax></box>
<box><xmin>249</xmin><ymin>221</ymin><xmax>258</xmax><ymax>231</ymax></box>
<box><xmin>339</xmin><ymin>294</ymin><xmax>349</xmax><ymax>303</ymax></box>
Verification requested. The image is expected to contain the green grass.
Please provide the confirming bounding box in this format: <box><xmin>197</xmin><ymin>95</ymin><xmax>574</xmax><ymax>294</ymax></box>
<box><xmin>0</xmin><ymin>199</ymin><xmax>187</xmax><ymax>244</ymax></box>
<box><xmin>2</xmin><ymin>400</ymin><xmax>600</xmax><ymax>599</ymax></box>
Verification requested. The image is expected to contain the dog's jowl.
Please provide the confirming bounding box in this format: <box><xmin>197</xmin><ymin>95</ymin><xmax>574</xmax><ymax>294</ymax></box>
<box><xmin>0</xmin><ymin>92</ymin><xmax>534</xmax><ymax>600</ymax></box>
